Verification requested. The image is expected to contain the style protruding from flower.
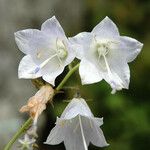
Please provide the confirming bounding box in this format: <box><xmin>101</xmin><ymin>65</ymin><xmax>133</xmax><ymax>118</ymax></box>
<box><xmin>15</xmin><ymin>16</ymin><xmax>75</xmax><ymax>85</ymax></box>
<box><xmin>69</xmin><ymin>16</ymin><xmax>143</xmax><ymax>93</ymax></box>
<box><xmin>45</xmin><ymin>98</ymin><xmax>109</xmax><ymax>150</ymax></box>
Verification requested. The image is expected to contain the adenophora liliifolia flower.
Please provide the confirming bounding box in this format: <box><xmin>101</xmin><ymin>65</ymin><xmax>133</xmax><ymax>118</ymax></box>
<box><xmin>15</xmin><ymin>16</ymin><xmax>75</xmax><ymax>85</ymax></box>
<box><xmin>45</xmin><ymin>98</ymin><xmax>109</xmax><ymax>150</ymax></box>
<box><xmin>69</xmin><ymin>16</ymin><xmax>143</xmax><ymax>94</ymax></box>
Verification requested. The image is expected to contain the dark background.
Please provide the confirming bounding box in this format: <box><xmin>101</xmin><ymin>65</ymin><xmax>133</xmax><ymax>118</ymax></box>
<box><xmin>0</xmin><ymin>0</ymin><xmax>150</xmax><ymax>150</ymax></box>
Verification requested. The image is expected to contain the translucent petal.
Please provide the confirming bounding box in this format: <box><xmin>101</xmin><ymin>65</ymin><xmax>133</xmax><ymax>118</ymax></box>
<box><xmin>64</xmin><ymin>116</ymin><xmax>90</xmax><ymax>150</ymax></box>
<box><xmin>45</xmin><ymin>124</ymin><xmax>64</xmax><ymax>145</ymax></box>
<box><xmin>79</xmin><ymin>59</ymin><xmax>102</xmax><ymax>85</ymax></box>
<box><xmin>92</xmin><ymin>16</ymin><xmax>119</xmax><ymax>39</ymax></box>
<box><xmin>69</xmin><ymin>32</ymin><xmax>92</xmax><ymax>59</ymax></box>
<box><xmin>60</xmin><ymin>41</ymin><xmax>76</xmax><ymax>66</ymax></box>
<box><xmin>61</xmin><ymin>98</ymin><xmax>94</xmax><ymax>119</ymax></box>
<box><xmin>90</xmin><ymin>119</ymin><xmax>109</xmax><ymax>147</ymax></box>
<box><xmin>15</xmin><ymin>29</ymin><xmax>41</xmax><ymax>54</ymax></box>
<box><xmin>42</xmin><ymin>66</ymin><xmax>64</xmax><ymax>86</ymax></box>
<box><xmin>45</xmin><ymin>101</ymin><xmax>108</xmax><ymax>150</ymax></box>
<box><xmin>107</xmin><ymin>49</ymin><xmax>131</xmax><ymax>90</ymax></box>
<box><xmin>41</xmin><ymin>16</ymin><xmax>67</xmax><ymax>40</ymax></box>
<box><xmin>18</xmin><ymin>55</ymin><xmax>42</xmax><ymax>79</ymax></box>
<box><xmin>119</xmin><ymin>36</ymin><xmax>143</xmax><ymax>62</ymax></box>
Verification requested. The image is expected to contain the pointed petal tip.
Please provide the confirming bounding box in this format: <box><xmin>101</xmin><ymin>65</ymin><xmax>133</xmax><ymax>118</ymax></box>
<box><xmin>103</xmin><ymin>16</ymin><xmax>112</xmax><ymax>22</ymax></box>
<box><xmin>14</xmin><ymin>31</ymin><xmax>22</xmax><ymax>39</ymax></box>
<box><xmin>104</xmin><ymin>142</ymin><xmax>110</xmax><ymax>147</ymax></box>
<box><xmin>104</xmin><ymin>16</ymin><xmax>109</xmax><ymax>19</ymax></box>
<box><xmin>139</xmin><ymin>42</ymin><xmax>144</xmax><ymax>50</ymax></box>
<box><xmin>52</xmin><ymin>15</ymin><xmax>56</xmax><ymax>19</ymax></box>
<box><xmin>42</xmin><ymin>76</ymin><xmax>55</xmax><ymax>86</ymax></box>
<box><xmin>99</xmin><ymin>141</ymin><xmax>109</xmax><ymax>147</ymax></box>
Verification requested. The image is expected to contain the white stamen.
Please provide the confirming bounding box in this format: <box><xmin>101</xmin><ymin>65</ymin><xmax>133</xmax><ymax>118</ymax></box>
<box><xmin>79</xmin><ymin>115</ymin><xmax>88</xmax><ymax>150</ymax></box>
<box><xmin>31</xmin><ymin>39</ymin><xmax>68</xmax><ymax>74</ymax></box>
<box><xmin>89</xmin><ymin>119</ymin><xmax>93</xmax><ymax>129</ymax></box>
<box><xmin>102</xmin><ymin>54</ymin><xmax>112</xmax><ymax>79</ymax></box>
<box><xmin>96</xmin><ymin>42</ymin><xmax>118</xmax><ymax>92</ymax></box>
<box><xmin>39</xmin><ymin>54</ymin><xmax>58</xmax><ymax>68</ymax></box>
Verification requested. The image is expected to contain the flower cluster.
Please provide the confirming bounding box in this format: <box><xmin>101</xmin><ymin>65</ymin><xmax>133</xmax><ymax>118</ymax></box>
<box><xmin>15</xmin><ymin>16</ymin><xmax>143</xmax><ymax>150</ymax></box>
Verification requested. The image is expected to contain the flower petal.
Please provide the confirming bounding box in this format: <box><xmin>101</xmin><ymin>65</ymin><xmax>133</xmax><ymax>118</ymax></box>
<box><xmin>42</xmin><ymin>66</ymin><xmax>64</xmax><ymax>86</ymax></box>
<box><xmin>69</xmin><ymin>32</ymin><xmax>92</xmax><ymax>59</ymax></box>
<box><xmin>60</xmin><ymin>98</ymin><xmax>94</xmax><ymax>120</ymax></box>
<box><xmin>90</xmin><ymin>120</ymin><xmax>109</xmax><ymax>147</ymax></box>
<box><xmin>101</xmin><ymin>59</ymin><xmax>130</xmax><ymax>93</ymax></box>
<box><xmin>92</xmin><ymin>16</ymin><xmax>119</xmax><ymax>39</ymax></box>
<box><xmin>63</xmin><ymin>43</ymin><xmax>76</xmax><ymax>66</ymax></box>
<box><xmin>79</xmin><ymin>59</ymin><xmax>102</xmax><ymax>84</ymax></box>
<box><xmin>41</xmin><ymin>16</ymin><xmax>66</xmax><ymax>40</ymax></box>
<box><xmin>18</xmin><ymin>55</ymin><xmax>42</xmax><ymax>79</ymax></box>
<box><xmin>14</xmin><ymin>29</ymin><xmax>41</xmax><ymax>54</ymax></box>
<box><xmin>45</xmin><ymin>123</ymin><xmax>64</xmax><ymax>145</ymax></box>
<box><xmin>64</xmin><ymin>116</ymin><xmax>90</xmax><ymax>150</ymax></box>
<box><xmin>119</xmin><ymin>36</ymin><xmax>143</xmax><ymax>62</ymax></box>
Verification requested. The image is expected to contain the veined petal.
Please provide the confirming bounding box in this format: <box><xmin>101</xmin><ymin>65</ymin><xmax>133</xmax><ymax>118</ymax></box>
<box><xmin>119</xmin><ymin>36</ymin><xmax>143</xmax><ymax>62</ymax></box>
<box><xmin>107</xmin><ymin>49</ymin><xmax>130</xmax><ymax>90</ymax></box>
<box><xmin>101</xmin><ymin>62</ymin><xmax>130</xmax><ymax>93</ymax></box>
<box><xmin>69</xmin><ymin>32</ymin><xmax>92</xmax><ymax>59</ymax></box>
<box><xmin>92</xmin><ymin>16</ymin><xmax>119</xmax><ymax>39</ymax></box>
<box><xmin>60</xmin><ymin>98</ymin><xmax>94</xmax><ymax>120</ymax></box>
<box><xmin>79</xmin><ymin>59</ymin><xmax>102</xmax><ymax>85</ymax></box>
<box><xmin>42</xmin><ymin>66</ymin><xmax>64</xmax><ymax>86</ymax></box>
<box><xmin>93</xmin><ymin>117</ymin><xmax>104</xmax><ymax>127</ymax></box>
<box><xmin>18</xmin><ymin>55</ymin><xmax>42</xmax><ymax>79</ymax></box>
<box><xmin>45</xmin><ymin>127</ymin><xmax>64</xmax><ymax>145</ymax></box>
<box><xmin>45</xmin><ymin>98</ymin><xmax>108</xmax><ymax>150</ymax></box>
<box><xmin>64</xmin><ymin>116</ymin><xmax>90</xmax><ymax>150</ymax></box>
<box><xmin>90</xmin><ymin>120</ymin><xmax>109</xmax><ymax>147</ymax></box>
<box><xmin>41</xmin><ymin>16</ymin><xmax>67</xmax><ymax>40</ymax></box>
<box><xmin>14</xmin><ymin>29</ymin><xmax>41</xmax><ymax>54</ymax></box>
<box><xmin>63</xmin><ymin>43</ymin><xmax>76</xmax><ymax>66</ymax></box>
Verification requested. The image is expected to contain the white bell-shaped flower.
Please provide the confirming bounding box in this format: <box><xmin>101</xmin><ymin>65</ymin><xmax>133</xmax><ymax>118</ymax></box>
<box><xmin>15</xmin><ymin>16</ymin><xmax>75</xmax><ymax>85</ymax></box>
<box><xmin>45</xmin><ymin>98</ymin><xmax>109</xmax><ymax>150</ymax></box>
<box><xmin>69</xmin><ymin>16</ymin><xmax>143</xmax><ymax>93</ymax></box>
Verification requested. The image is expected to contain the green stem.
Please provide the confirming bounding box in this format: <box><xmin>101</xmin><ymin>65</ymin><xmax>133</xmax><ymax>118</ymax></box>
<box><xmin>56</xmin><ymin>63</ymin><xmax>80</xmax><ymax>91</ymax></box>
<box><xmin>4</xmin><ymin>118</ymin><xmax>33</xmax><ymax>150</ymax></box>
<box><xmin>4</xmin><ymin>63</ymin><xmax>80</xmax><ymax>150</ymax></box>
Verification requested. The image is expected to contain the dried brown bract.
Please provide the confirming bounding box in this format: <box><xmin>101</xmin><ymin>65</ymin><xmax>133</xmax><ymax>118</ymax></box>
<box><xmin>20</xmin><ymin>84</ymin><xmax>54</xmax><ymax>124</ymax></box>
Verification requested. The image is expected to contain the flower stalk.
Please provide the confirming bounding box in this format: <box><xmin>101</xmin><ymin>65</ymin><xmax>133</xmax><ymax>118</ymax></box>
<box><xmin>4</xmin><ymin>118</ymin><xmax>33</xmax><ymax>150</ymax></box>
<box><xmin>56</xmin><ymin>63</ymin><xmax>80</xmax><ymax>91</ymax></box>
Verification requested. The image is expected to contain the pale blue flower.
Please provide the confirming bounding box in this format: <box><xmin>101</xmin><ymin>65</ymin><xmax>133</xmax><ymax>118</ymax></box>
<box><xmin>69</xmin><ymin>17</ymin><xmax>143</xmax><ymax>93</ymax></box>
<box><xmin>45</xmin><ymin>98</ymin><xmax>108</xmax><ymax>150</ymax></box>
<box><xmin>15</xmin><ymin>16</ymin><xmax>75</xmax><ymax>85</ymax></box>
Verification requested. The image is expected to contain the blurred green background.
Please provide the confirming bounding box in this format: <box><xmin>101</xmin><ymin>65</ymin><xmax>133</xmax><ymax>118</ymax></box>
<box><xmin>0</xmin><ymin>0</ymin><xmax>149</xmax><ymax>150</ymax></box>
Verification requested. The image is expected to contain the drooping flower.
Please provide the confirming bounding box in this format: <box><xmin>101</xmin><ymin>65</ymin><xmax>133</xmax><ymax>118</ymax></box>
<box><xmin>15</xmin><ymin>16</ymin><xmax>75</xmax><ymax>85</ymax></box>
<box><xmin>45</xmin><ymin>98</ymin><xmax>109</xmax><ymax>150</ymax></box>
<box><xmin>69</xmin><ymin>17</ymin><xmax>143</xmax><ymax>93</ymax></box>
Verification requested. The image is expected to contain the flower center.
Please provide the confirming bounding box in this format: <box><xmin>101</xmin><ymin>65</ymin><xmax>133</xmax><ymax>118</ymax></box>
<box><xmin>96</xmin><ymin>41</ymin><xmax>120</xmax><ymax>93</ymax></box>
<box><xmin>32</xmin><ymin>39</ymin><xmax>68</xmax><ymax>74</ymax></box>
<box><xmin>56</xmin><ymin>39</ymin><xmax>68</xmax><ymax>59</ymax></box>
<box><xmin>95</xmin><ymin>42</ymin><xmax>110</xmax><ymax>70</ymax></box>
<box><xmin>97</xmin><ymin>43</ymin><xmax>109</xmax><ymax>57</ymax></box>
<box><xmin>94</xmin><ymin>40</ymin><xmax>124</xmax><ymax>93</ymax></box>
